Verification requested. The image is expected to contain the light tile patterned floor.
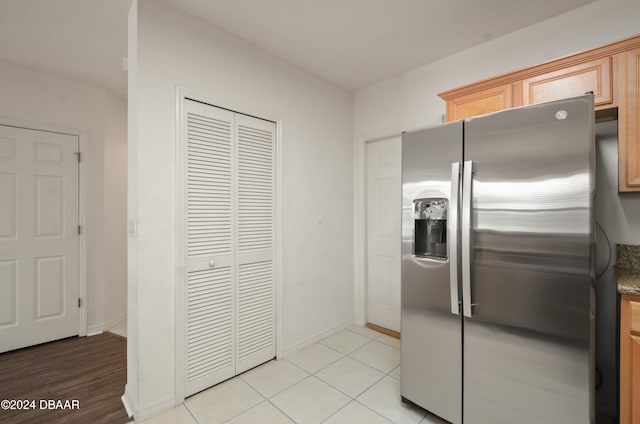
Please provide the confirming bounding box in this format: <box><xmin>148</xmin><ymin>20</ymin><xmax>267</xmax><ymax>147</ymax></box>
<box><xmin>137</xmin><ymin>325</ymin><xmax>446</xmax><ymax>424</ymax></box>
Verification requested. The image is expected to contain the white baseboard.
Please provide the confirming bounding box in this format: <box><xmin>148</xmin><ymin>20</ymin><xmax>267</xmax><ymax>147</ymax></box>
<box><xmin>87</xmin><ymin>313</ymin><xmax>127</xmax><ymax>336</ymax></box>
<box><xmin>282</xmin><ymin>318</ymin><xmax>354</xmax><ymax>357</ymax></box>
<box><xmin>134</xmin><ymin>394</ymin><xmax>175</xmax><ymax>422</ymax></box>
<box><xmin>121</xmin><ymin>384</ymin><xmax>135</xmax><ymax>418</ymax></box>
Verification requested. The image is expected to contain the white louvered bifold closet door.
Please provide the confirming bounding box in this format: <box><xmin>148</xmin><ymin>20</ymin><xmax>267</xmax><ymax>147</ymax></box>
<box><xmin>234</xmin><ymin>114</ymin><xmax>276</xmax><ymax>374</ymax></box>
<box><xmin>184</xmin><ymin>100</ymin><xmax>236</xmax><ymax>396</ymax></box>
<box><xmin>183</xmin><ymin>100</ymin><xmax>275</xmax><ymax>397</ymax></box>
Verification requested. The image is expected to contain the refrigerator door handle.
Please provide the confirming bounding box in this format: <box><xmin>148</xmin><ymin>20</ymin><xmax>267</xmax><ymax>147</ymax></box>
<box><xmin>461</xmin><ymin>160</ymin><xmax>474</xmax><ymax>317</ymax></box>
<box><xmin>449</xmin><ymin>162</ymin><xmax>461</xmax><ymax>315</ymax></box>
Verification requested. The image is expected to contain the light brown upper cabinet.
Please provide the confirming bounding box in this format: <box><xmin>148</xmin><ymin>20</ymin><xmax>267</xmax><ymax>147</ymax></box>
<box><xmin>521</xmin><ymin>57</ymin><xmax>613</xmax><ymax>109</ymax></box>
<box><xmin>439</xmin><ymin>34</ymin><xmax>640</xmax><ymax>192</ymax></box>
<box><xmin>446</xmin><ymin>84</ymin><xmax>513</xmax><ymax>122</ymax></box>
<box><xmin>619</xmin><ymin>48</ymin><xmax>640</xmax><ymax>191</ymax></box>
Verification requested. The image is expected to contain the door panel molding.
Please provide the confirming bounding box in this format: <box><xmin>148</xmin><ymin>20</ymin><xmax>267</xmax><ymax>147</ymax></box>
<box><xmin>0</xmin><ymin>118</ymin><xmax>86</xmax><ymax>350</ymax></box>
<box><xmin>355</xmin><ymin>119</ymin><xmax>440</xmax><ymax>329</ymax></box>
<box><xmin>365</xmin><ymin>134</ymin><xmax>402</xmax><ymax>332</ymax></box>
<box><xmin>0</xmin><ymin>117</ymin><xmax>87</xmax><ymax>337</ymax></box>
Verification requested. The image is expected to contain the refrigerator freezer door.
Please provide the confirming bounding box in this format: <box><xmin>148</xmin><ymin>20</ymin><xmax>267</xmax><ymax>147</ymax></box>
<box><xmin>463</xmin><ymin>95</ymin><xmax>595</xmax><ymax>423</ymax></box>
<box><xmin>401</xmin><ymin>121</ymin><xmax>463</xmax><ymax>424</ymax></box>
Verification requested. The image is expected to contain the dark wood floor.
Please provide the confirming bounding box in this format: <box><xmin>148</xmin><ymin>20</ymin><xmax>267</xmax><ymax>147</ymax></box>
<box><xmin>0</xmin><ymin>333</ymin><xmax>129</xmax><ymax>424</ymax></box>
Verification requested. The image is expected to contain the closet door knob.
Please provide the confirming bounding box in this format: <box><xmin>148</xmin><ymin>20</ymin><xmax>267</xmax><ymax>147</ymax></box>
<box><xmin>208</xmin><ymin>260</ymin><xmax>215</xmax><ymax>268</ymax></box>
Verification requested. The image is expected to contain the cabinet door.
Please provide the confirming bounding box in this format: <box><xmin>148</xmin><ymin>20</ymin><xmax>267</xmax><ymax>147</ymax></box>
<box><xmin>619</xmin><ymin>48</ymin><xmax>640</xmax><ymax>192</ymax></box>
<box><xmin>621</xmin><ymin>295</ymin><xmax>640</xmax><ymax>423</ymax></box>
<box><xmin>446</xmin><ymin>84</ymin><xmax>513</xmax><ymax>121</ymax></box>
<box><xmin>632</xmin><ymin>336</ymin><xmax>640</xmax><ymax>424</ymax></box>
<box><xmin>522</xmin><ymin>57</ymin><xmax>613</xmax><ymax>109</ymax></box>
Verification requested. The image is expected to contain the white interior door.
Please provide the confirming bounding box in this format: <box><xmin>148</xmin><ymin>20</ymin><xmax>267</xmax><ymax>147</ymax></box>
<box><xmin>234</xmin><ymin>114</ymin><xmax>275</xmax><ymax>374</ymax></box>
<box><xmin>0</xmin><ymin>125</ymin><xmax>79</xmax><ymax>353</ymax></box>
<box><xmin>365</xmin><ymin>136</ymin><xmax>401</xmax><ymax>332</ymax></box>
<box><xmin>184</xmin><ymin>101</ymin><xmax>237</xmax><ymax>396</ymax></box>
<box><xmin>183</xmin><ymin>100</ymin><xmax>275</xmax><ymax>396</ymax></box>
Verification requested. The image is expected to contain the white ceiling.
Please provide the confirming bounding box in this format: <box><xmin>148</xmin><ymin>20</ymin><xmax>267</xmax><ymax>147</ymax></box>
<box><xmin>0</xmin><ymin>0</ymin><xmax>597</xmax><ymax>95</ymax></box>
<box><xmin>163</xmin><ymin>0</ymin><xmax>599</xmax><ymax>89</ymax></box>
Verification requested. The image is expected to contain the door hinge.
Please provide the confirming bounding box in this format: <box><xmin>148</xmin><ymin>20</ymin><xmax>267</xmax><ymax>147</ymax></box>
<box><xmin>74</xmin><ymin>152</ymin><xmax>81</xmax><ymax>162</ymax></box>
<box><xmin>78</xmin><ymin>225</ymin><xmax>82</xmax><ymax>235</ymax></box>
<box><xmin>78</xmin><ymin>298</ymin><xmax>82</xmax><ymax>308</ymax></box>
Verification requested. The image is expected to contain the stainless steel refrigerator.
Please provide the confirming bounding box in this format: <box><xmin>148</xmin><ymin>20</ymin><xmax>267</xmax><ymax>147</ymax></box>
<box><xmin>401</xmin><ymin>94</ymin><xmax>595</xmax><ymax>424</ymax></box>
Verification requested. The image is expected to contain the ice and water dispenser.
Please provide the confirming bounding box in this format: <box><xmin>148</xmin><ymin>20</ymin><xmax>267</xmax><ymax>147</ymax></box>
<box><xmin>413</xmin><ymin>199</ymin><xmax>448</xmax><ymax>259</ymax></box>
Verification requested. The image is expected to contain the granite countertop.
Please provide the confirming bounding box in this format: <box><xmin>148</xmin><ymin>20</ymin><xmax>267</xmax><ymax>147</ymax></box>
<box><xmin>615</xmin><ymin>244</ymin><xmax>640</xmax><ymax>296</ymax></box>
<box><xmin>616</xmin><ymin>267</ymin><xmax>640</xmax><ymax>296</ymax></box>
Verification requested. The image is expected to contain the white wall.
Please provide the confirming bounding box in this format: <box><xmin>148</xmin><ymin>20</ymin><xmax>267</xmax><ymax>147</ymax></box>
<box><xmin>103</xmin><ymin>88</ymin><xmax>129</xmax><ymax>331</ymax></box>
<box><xmin>0</xmin><ymin>60</ymin><xmax>128</xmax><ymax>334</ymax></box>
<box><xmin>128</xmin><ymin>0</ymin><xmax>353</xmax><ymax>418</ymax></box>
<box><xmin>124</xmin><ymin>1</ymin><xmax>139</xmax><ymax>415</ymax></box>
<box><xmin>354</xmin><ymin>0</ymin><xmax>640</xmax><ymax>135</ymax></box>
